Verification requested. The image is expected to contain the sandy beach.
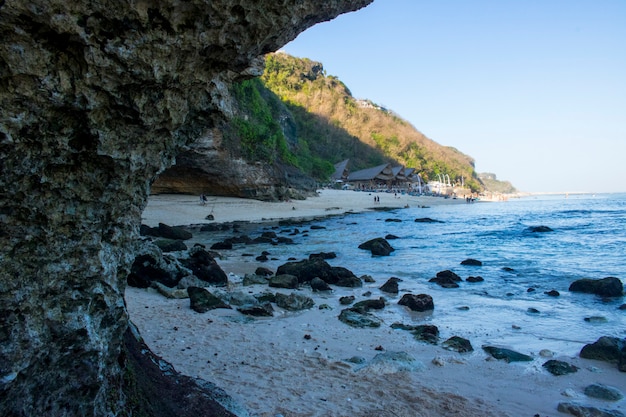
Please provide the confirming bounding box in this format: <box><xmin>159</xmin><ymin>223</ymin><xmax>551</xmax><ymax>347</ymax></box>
<box><xmin>128</xmin><ymin>189</ymin><xmax>625</xmax><ymax>417</ymax></box>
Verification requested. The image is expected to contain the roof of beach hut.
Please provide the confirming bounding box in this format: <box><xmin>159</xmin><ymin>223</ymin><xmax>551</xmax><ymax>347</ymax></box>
<box><xmin>331</xmin><ymin>159</ymin><xmax>350</xmax><ymax>181</ymax></box>
<box><xmin>348</xmin><ymin>163</ymin><xmax>395</xmax><ymax>181</ymax></box>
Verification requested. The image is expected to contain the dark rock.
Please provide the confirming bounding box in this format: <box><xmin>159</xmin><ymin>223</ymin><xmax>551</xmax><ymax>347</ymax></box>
<box><xmin>310</xmin><ymin>225</ymin><xmax>326</xmax><ymax>230</ymax></box>
<box><xmin>358</xmin><ymin>237</ymin><xmax>395</xmax><ymax>256</ymax></box>
<box><xmin>461</xmin><ymin>258</ymin><xmax>482</xmax><ymax>266</ymax></box>
<box><xmin>414</xmin><ymin>217</ymin><xmax>443</xmax><ymax>223</ymax></box>
<box><xmin>261</xmin><ymin>231</ymin><xmax>277</xmax><ymax>239</ymax></box>
<box><xmin>569</xmin><ymin>277</ymin><xmax>624</xmax><ymax>297</ymax></box>
<box><xmin>255</xmin><ymin>254</ymin><xmax>268</xmax><ymax>262</ymax></box>
<box><xmin>333</xmin><ymin>267</ymin><xmax>363</xmax><ymax>287</ymax></box>
<box><xmin>527</xmin><ymin>287</ymin><xmax>536</xmax><ymax>292</ymax></box>
<box><xmin>502</xmin><ymin>267</ymin><xmax>515</xmax><ymax>272</ymax></box>
<box><xmin>466</xmin><ymin>276</ymin><xmax>484</xmax><ymax>283</ymax></box>
<box><xmin>482</xmin><ymin>346</ymin><xmax>533</xmax><ymax>362</ymax></box>
<box><xmin>254</xmin><ymin>292</ymin><xmax>276</xmax><ymax>304</ymax></box>
<box><xmin>584</xmin><ymin>383</ymin><xmax>624</xmax><ymax>401</ymax></box>
<box><xmin>276</xmin><ymin>258</ymin><xmax>334</xmax><ymax>283</ymax></box>
<box><xmin>154</xmin><ymin>239</ymin><xmax>188</xmax><ymax>252</ymax></box>
<box><xmin>361</xmin><ymin>275</ymin><xmax>376</xmax><ymax>283</ymax></box>
<box><xmin>352</xmin><ymin>297</ymin><xmax>386</xmax><ymax>313</ymax></box>
<box><xmin>527</xmin><ymin>308</ymin><xmax>540</xmax><ymax>314</ymax></box>
<box><xmin>275</xmin><ymin>293</ymin><xmax>315</xmax><ymax>311</ymax></box>
<box><xmin>527</xmin><ymin>225</ymin><xmax>553</xmax><ymax>233</ymax></box>
<box><xmin>584</xmin><ymin>316</ymin><xmax>608</xmax><ymax>323</ymax></box>
<box><xmin>557</xmin><ymin>402</ymin><xmax>625</xmax><ymax>417</ymax></box>
<box><xmin>339</xmin><ymin>296</ymin><xmax>355</xmax><ymax>305</ymax></box>
<box><xmin>187</xmin><ymin>287</ymin><xmax>231</xmax><ymax>313</ymax></box>
<box><xmin>210</xmin><ymin>241</ymin><xmax>233</xmax><ymax>250</ymax></box>
<box><xmin>385</xmin><ymin>234</ymin><xmax>400</xmax><ymax>240</ymax></box>
<box><xmin>242</xmin><ymin>274</ymin><xmax>269</xmax><ymax>286</ymax></box>
<box><xmin>385</xmin><ymin>218</ymin><xmax>402</xmax><ymax>222</ymax></box>
<box><xmin>580</xmin><ymin>336</ymin><xmax>626</xmax><ymax>368</ymax></box>
<box><xmin>545</xmin><ymin>289</ymin><xmax>560</xmax><ymax>297</ymax></box>
<box><xmin>542</xmin><ymin>359</ymin><xmax>579</xmax><ymax>376</ymax></box>
<box><xmin>310</xmin><ymin>277</ymin><xmax>332</xmax><ymax>291</ymax></box>
<box><xmin>338</xmin><ymin>308</ymin><xmax>382</xmax><ymax>328</ymax></box>
<box><xmin>392</xmin><ymin>323</ymin><xmax>440</xmax><ymax>344</ymax></box>
<box><xmin>127</xmin><ymin>253</ymin><xmax>181</xmax><ymax>288</ymax></box>
<box><xmin>618</xmin><ymin>304</ymin><xmax>626</xmax><ymax>310</ymax></box>
<box><xmin>429</xmin><ymin>270</ymin><xmax>462</xmax><ymax>288</ymax></box>
<box><xmin>309</xmin><ymin>252</ymin><xmax>337</xmax><ymax>260</ymax></box>
<box><xmin>268</xmin><ymin>274</ymin><xmax>299</xmax><ymax>289</ymax></box>
<box><xmin>379</xmin><ymin>277</ymin><xmax>402</xmax><ymax>294</ymax></box>
<box><xmin>255</xmin><ymin>267</ymin><xmax>274</xmax><ymax>277</ymax></box>
<box><xmin>157</xmin><ymin>223</ymin><xmax>193</xmax><ymax>240</ymax></box>
<box><xmin>275</xmin><ymin>236</ymin><xmax>294</xmax><ymax>244</ymax></box>
<box><xmin>442</xmin><ymin>336</ymin><xmax>474</xmax><ymax>353</ymax></box>
<box><xmin>358</xmin><ymin>351</ymin><xmax>424</xmax><ymax>374</ymax></box>
<box><xmin>237</xmin><ymin>303</ymin><xmax>274</xmax><ymax>317</ymax></box>
<box><xmin>398</xmin><ymin>293</ymin><xmax>434</xmax><ymax>312</ymax></box>
<box><xmin>181</xmin><ymin>249</ymin><xmax>229</xmax><ymax>286</ymax></box>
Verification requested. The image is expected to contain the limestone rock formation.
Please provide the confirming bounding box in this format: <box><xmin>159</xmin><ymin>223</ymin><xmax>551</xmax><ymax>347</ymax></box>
<box><xmin>0</xmin><ymin>0</ymin><xmax>372</xmax><ymax>415</ymax></box>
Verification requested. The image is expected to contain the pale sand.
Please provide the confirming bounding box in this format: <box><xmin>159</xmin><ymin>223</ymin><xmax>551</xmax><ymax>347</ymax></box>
<box><xmin>128</xmin><ymin>190</ymin><xmax>626</xmax><ymax>417</ymax></box>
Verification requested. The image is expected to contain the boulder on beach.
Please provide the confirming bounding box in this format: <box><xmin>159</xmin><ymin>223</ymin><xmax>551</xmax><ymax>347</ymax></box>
<box><xmin>414</xmin><ymin>217</ymin><xmax>443</xmax><ymax>223</ymax></box>
<box><xmin>390</xmin><ymin>323</ymin><xmax>439</xmax><ymax>344</ymax></box>
<box><xmin>237</xmin><ymin>302</ymin><xmax>274</xmax><ymax>317</ymax></box>
<box><xmin>358</xmin><ymin>237</ymin><xmax>395</xmax><ymax>256</ymax></box>
<box><xmin>154</xmin><ymin>238</ymin><xmax>188</xmax><ymax>252</ymax></box>
<box><xmin>338</xmin><ymin>308</ymin><xmax>382</xmax><ymax>328</ymax></box>
<box><xmin>275</xmin><ymin>292</ymin><xmax>315</xmax><ymax>311</ymax></box>
<box><xmin>276</xmin><ymin>258</ymin><xmax>333</xmax><ymax>283</ymax></box>
<box><xmin>557</xmin><ymin>402</ymin><xmax>625</xmax><ymax>417</ymax></box>
<box><xmin>187</xmin><ymin>286</ymin><xmax>231</xmax><ymax>313</ymax></box>
<box><xmin>482</xmin><ymin>346</ymin><xmax>533</xmax><ymax>362</ymax></box>
<box><xmin>180</xmin><ymin>248</ymin><xmax>229</xmax><ymax>286</ymax></box>
<box><xmin>429</xmin><ymin>270</ymin><xmax>462</xmax><ymax>288</ymax></box>
<box><xmin>584</xmin><ymin>383</ymin><xmax>624</xmax><ymax>402</ymax></box>
<box><xmin>542</xmin><ymin>359</ymin><xmax>579</xmax><ymax>376</ymax></box>
<box><xmin>309</xmin><ymin>251</ymin><xmax>337</xmax><ymax>260</ymax></box>
<box><xmin>579</xmin><ymin>336</ymin><xmax>626</xmax><ymax>370</ymax></box>
<box><xmin>526</xmin><ymin>225</ymin><xmax>553</xmax><ymax>233</ymax></box>
<box><xmin>460</xmin><ymin>258</ymin><xmax>482</xmax><ymax>266</ymax></box>
<box><xmin>356</xmin><ymin>351</ymin><xmax>424</xmax><ymax>374</ymax></box>
<box><xmin>379</xmin><ymin>277</ymin><xmax>402</xmax><ymax>294</ymax></box>
<box><xmin>157</xmin><ymin>223</ymin><xmax>193</xmax><ymax>240</ymax></box>
<box><xmin>310</xmin><ymin>277</ymin><xmax>332</xmax><ymax>292</ymax></box>
<box><xmin>352</xmin><ymin>297</ymin><xmax>386</xmax><ymax>313</ymax></box>
<box><xmin>569</xmin><ymin>277</ymin><xmax>624</xmax><ymax>297</ymax></box>
<box><xmin>398</xmin><ymin>293</ymin><xmax>434</xmax><ymax>312</ymax></box>
<box><xmin>442</xmin><ymin>336</ymin><xmax>474</xmax><ymax>353</ymax></box>
<box><xmin>269</xmin><ymin>274</ymin><xmax>299</xmax><ymax>289</ymax></box>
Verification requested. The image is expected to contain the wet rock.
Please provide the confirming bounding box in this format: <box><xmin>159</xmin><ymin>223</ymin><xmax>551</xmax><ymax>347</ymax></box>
<box><xmin>584</xmin><ymin>383</ymin><xmax>624</xmax><ymax>401</ymax></box>
<box><xmin>429</xmin><ymin>270</ymin><xmax>462</xmax><ymax>288</ymax></box>
<box><xmin>187</xmin><ymin>287</ymin><xmax>232</xmax><ymax>313</ymax></box>
<box><xmin>461</xmin><ymin>258</ymin><xmax>482</xmax><ymax>266</ymax></box>
<box><xmin>269</xmin><ymin>274</ymin><xmax>299</xmax><ymax>289</ymax></box>
<box><xmin>482</xmin><ymin>346</ymin><xmax>533</xmax><ymax>362</ymax></box>
<box><xmin>242</xmin><ymin>274</ymin><xmax>270</xmax><ymax>286</ymax></box>
<box><xmin>466</xmin><ymin>276</ymin><xmax>484</xmax><ymax>283</ymax></box>
<box><xmin>545</xmin><ymin>289</ymin><xmax>560</xmax><ymax>297</ymax></box>
<box><xmin>127</xmin><ymin>253</ymin><xmax>181</xmax><ymax>289</ymax></box>
<box><xmin>333</xmin><ymin>267</ymin><xmax>363</xmax><ymax>287</ymax></box>
<box><xmin>181</xmin><ymin>249</ymin><xmax>229</xmax><ymax>286</ymax></box>
<box><xmin>385</xmin><ymin>234</ymin><xmax>400</xmax><ymax>240</ymax></box>
<box><xmin>352</xmin><ymin>297</ymin><xmax>386</xmax><ymax>313</ymax></box>
<box><xmin>569</xmin><ymin>277</ymin><xmax>624</xmax><ymax>297</ymax></box>
<box><xmin>542</xmin><ymin>359</ymin><xmax>579</xmax><ymax>376</ymax></box>
<box><xmin>154</xmin><ymin>282</ymin><xmax>189</xmax><ymax>299</ymax></box>
<box><xmin>584</xmin><ymin>316</ymin><xmax>608</xmax><ymax>323</ymax></box>
<box><xmin>310</xmin><ymin>277</ymin><xmax>332</xmax><ymax>292</ymax></box>
<box><xmin>414</xmin><ymin>217</ymin><xmax>443</xmax><ymax>223</ymax></box>
<box><xmin>527</xmin><ymin>225</ymin><xmax>553</xmax><ymax>233</ymax></box>
<box><xmin>358</xmin><ymin>237</ymin><xmax>395</xmax><ymax>256</ymax></box>
<box><xmin>442</xmin><ymin>336</ymin><xmax>474</xmax><ymax>353</ymax></box>
<box><xmin>309</xmin><ymin>251</ymin><xmax>337</xmax><ymax>260</ymax></box>
<box><xmin>237</xmin><ymin>303</ymin><xmax>274</xmax><ymax>317</ymax></box>
<box><xmin>276</xmin><ymin>258</ymin><xmax>335</xmax><ymax>284</ymax></box>
<box><xmin>618</xmin><ymin>304</ymin><xmax>626</xmax><ymax>310</ymax></box>
<box><xmin>385</xmin><ymin>218</ymin><xmax>402</xmax><ymax>222</ymax></box>
<box><xmin>157</xmin><ymin>223</ymin><xmax>193</xmax><ymax>240</ymax></box>
<box><xmin>338</xmin><ymin>308</ymin><xmax>382</xmax><ymax>328</ymax></box>
<box><xmin>154</xmin><ymin>239</ymin><xmax>188</xmax><ymax>252</ymax></box>
<box><xmin>274</xmin><ymin>292</ymin><xmax>314</xmax><ymax>311</ymax></box>
<box><xmin>255</xmin><ymin>267</ymin><xmax>274</xmax><ymax>277</ymax></box>
<box><xmin>379</xmin><ymin>277</ymin><xmax>402</xmax><ymax>294</ymax></box>
<box><xmin>339</xmin><ymin>295</ymin><xmax>356</xmax><ymax>305</ymax></box>
<box><xmin>225</xmin><ymin>291</ymin><xmax>258</xmax><ymax>307</ymax></box>
<box><xmin>398</xmin><ymin>293</ymin><xmax>434</xmax><ymax>312</ymax></box>
<box><xmin>579</xmin><ymin>336</ymin><xmax>626</xmax><ymax>369</ymax></box>
<box><xmin>210</xmin><ymin>241</ymin><xmax>233</xmax><ymax>250</ymax></box>
<box><xmin>557</xmin><ymin>402</ymin><xmax>625</xmax><ymax>417</ymax></box>
<box><xmin>361</xmin><ymin>275</ymin><xmax>376</xmax><ymax>283</ymax></box>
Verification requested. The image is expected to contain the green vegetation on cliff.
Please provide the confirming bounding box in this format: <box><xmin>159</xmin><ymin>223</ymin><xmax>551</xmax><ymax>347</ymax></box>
<box><xmin>227</xmin><ymin>52</ymin><xmax>484</xmax><ymax>191</ymax></box>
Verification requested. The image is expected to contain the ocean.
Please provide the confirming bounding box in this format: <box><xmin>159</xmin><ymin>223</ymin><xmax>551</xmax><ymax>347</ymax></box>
<box><xmin>210</xmin><ymin>192</ymin><xmax>626</xmax><ymax>357</ymax></box>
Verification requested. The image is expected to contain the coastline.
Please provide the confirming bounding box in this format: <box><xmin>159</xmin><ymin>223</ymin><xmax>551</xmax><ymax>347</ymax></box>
<box><xmin>130</xmin><ymin>189</ymin><xmax>626</xmax><ymax>417</ymax></box>
<box><xmin>141</xmin><ymin>188</ymin><xmax>467</xmax><ymax>228</ymax></box>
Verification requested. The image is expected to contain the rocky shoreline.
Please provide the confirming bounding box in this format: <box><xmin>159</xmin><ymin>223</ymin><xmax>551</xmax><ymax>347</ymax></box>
<box><xmin>126</xmin><ymin>216</ymin><xmax>626</xmax><ymax>417</ymax></box>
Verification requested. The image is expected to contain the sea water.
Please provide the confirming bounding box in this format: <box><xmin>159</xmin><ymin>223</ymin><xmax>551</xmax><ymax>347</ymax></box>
<box><xmin>211</xmin><ymin>193</ymin><xmax>626</xmax><ymax>357</ymax></box>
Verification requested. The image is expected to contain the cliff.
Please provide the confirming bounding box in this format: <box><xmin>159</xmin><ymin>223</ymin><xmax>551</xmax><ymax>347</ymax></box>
<box><xmin>0</xmin><ymin>0</ymin><xmax>372</xmax><ymax>415</ymax></box>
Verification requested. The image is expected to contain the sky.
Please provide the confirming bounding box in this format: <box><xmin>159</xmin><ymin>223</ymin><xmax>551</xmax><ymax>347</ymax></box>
<box><xmin>282</xmin><ymin>0</ymin><xmax>626</xmax><ymax>193</ymax></box>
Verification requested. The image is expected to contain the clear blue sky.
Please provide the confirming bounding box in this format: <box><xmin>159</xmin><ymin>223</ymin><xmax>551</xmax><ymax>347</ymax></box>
<box><xmin>283</xmin><ymin>0</ymin><xmax>626</xmax><ymax>193</ymax></box>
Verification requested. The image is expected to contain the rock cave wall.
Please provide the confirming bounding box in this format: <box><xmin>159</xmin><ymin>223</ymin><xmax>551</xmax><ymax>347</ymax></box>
<box><xmin>0</xmin><ymin>1</ymin><xmax>372</xmax><ymax>415</ymax></box>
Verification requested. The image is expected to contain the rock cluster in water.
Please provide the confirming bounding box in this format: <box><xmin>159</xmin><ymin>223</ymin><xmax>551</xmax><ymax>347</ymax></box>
<box><xmin>0</xmin><ymin>1</ymin><xmax>372</xmax><ymax>414</ymax></box>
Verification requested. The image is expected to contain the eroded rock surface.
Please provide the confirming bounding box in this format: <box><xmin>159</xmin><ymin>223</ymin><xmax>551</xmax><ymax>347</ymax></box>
<box><xmin>0</xmin><ymin>0</ymin><xmax>372</xmax><ymax>415</ymax></box>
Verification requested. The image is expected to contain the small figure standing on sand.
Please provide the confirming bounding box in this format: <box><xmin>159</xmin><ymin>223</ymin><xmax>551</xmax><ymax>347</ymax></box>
<box><xmin>200</xmin><ymin>194</ymin><xmax>208</xmax><ymax>205</ymax></box>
